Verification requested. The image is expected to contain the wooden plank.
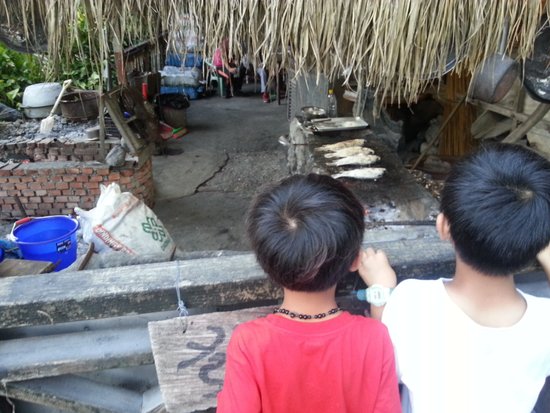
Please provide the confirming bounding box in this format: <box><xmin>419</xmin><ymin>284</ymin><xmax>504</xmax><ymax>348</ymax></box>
<box><xmin>503</xmin><ymin>103</ymin><xmax>550</xmax><ymax>143</ymax></box>
<box><xmin>0</xmin><ymin>374</ymin><xmax>143</xmax><ymax>413</ymax></box>
<box><xmin>0</xmin><ymin>254</ymin><xmax>272</xmax><ymax>329</ymax></box>
<box><xmin>0</xmin><ymin>233</ymin><xmax>457</xmax><ymax>328</ymax></box>
<box><xmin>469</xmin><ymin>98</ymin><xmax>550</xmax><ymax>127</ymax></box>
<box><xmin>0</xmin><ymin>258</ymin><xmax>54</xmax><ymax>278</ymax></box>
<box><xmin>142</xmin><ymin>386</ymin><xmax>168</xmax><ymax>413</ymax></box>
<box><xmin>103</xmin><ymin>92</ymin><xmax>145</xmax><ymax>154</ymax></box>
<box><xmin>0</xmin><ymin>326</ymin><xmax>153</xmax><ymax>381</ymax></box>
<box><xmin>148</xmin><ymin>306</ymin><xmax>273</xmax><ymax>413</ymax></box>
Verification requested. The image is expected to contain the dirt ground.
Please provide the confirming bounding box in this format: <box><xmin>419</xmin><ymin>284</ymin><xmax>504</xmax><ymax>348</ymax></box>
<box><xmin>151</xmin><ymin>84</ymin><xmax>291</xmax><ymax>253</ymax></box>
<box><xmin>0</xmin><ymin>84</ymin><xmax>445</xmax><ymax>258</ymax></box>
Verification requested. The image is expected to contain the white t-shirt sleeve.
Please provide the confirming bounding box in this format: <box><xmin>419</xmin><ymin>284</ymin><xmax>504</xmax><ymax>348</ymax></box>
<box><xmin>381</xmin><ymin>279</ymin><xmax>419</xmax><ymax>380</ymax></box>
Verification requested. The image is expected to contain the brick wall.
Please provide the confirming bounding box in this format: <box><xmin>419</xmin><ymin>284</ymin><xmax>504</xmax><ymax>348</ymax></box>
<box><xmin>0</xmin><ymin>158</ymin><xmax>154</xmax><ymax>219</ymax></box>
<box><xmin>0</xmin><ymin>139</ymin><xmax>120</xmax><ymax>162</ymax></box>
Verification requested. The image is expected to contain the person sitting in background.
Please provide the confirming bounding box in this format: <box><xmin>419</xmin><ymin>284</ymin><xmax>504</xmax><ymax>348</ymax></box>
<box><xmin>232</xmin><ymin>61</ymin><xmax>247</xmax><ymax>96</ymax></box>
<box><xmin>213</xmin><ymin>38</ymin><xmax>237</xmax><ymax>98</ymax></box>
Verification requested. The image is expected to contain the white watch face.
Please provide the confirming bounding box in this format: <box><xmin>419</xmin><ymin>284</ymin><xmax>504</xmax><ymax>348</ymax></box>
<box><xmin>366</xmin><ymin>285</ymin><xmax>391</xmax><ymax>306</ymax></box>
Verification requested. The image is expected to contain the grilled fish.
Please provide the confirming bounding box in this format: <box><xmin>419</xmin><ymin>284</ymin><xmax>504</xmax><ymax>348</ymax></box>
<box><xmin>324</xmin><ymin>146</ymin><xmax>375</xmax><ymax>159</ymax></box>
<box><xmin>332</xmin><ymin>167</ymin><xmax>386</xmax><ymax>180</ymax></box>
<box><xmin>329</xmin><ymin>154</ymin><xmax>380</xmax><ymax>167</ymax></box>
<box><xmin>316</xmin><ymin>139</ymin><xmax>365</xmax><ymax>152</ymax></box>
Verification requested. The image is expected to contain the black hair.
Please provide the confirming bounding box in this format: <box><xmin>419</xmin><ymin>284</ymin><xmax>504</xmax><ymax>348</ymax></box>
<box><xmin>246</xmin><ymin>173</ymin><xmax>365</xmax><ymax>291</ymax></box>
<box><xmin>440</xmin><ymin>143</ymin><xmax>550</xmax><ymax>275</ymax></box>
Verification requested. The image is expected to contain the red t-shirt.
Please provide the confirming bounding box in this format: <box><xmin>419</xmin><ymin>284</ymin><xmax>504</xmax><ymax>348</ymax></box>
<box><xmin>213</xmin><ymin>48</ymin><xmax>223</xmax><ymax>68</ymax></box>
<box><xmin>217</xmin><ymin>312</ymin><xmax>401</xmax><ymax>413</ymax></box>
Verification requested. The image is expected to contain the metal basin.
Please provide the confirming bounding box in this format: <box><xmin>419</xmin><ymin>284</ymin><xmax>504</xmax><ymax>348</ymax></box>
<box><xmin>60</xmin><ymin>91</ymin><xmax>99</xmax><ymax>121</ymax></box>
<box><xmin>21</xmin><ymin>105</ymin><xmax>55</xmax><ymax>119</ymax></box>
<box><xmin>470</xmin><ymin>54</ymin><xmax>518</xmax><ymax>103</ymax></box>
<box><xmin>21</xmin><ymin>82</ymin><xmax>62</xmax><ymax>118</ymax></box>
<box><xmin>301</xmin><ymin>106</ymin><xmax>327</xmax><ymax>120</ymax></box>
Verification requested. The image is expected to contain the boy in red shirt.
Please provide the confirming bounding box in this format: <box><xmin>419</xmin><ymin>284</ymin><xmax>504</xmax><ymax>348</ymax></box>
<box><xmin>217</xmin><ymin>174</ymin><xmax>401</xmax><ymax>413</ymax></box>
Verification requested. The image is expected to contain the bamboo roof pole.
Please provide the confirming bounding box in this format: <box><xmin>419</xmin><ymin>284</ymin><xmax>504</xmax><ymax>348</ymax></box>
<box><xmin>111</xmin><ymin>19</ymin><xmax>127</xmax><ymax>86</ymax></box>
<box><xmin>411</xmin><ymin>94</ymin><xmax>466</xmax><ymax>171</ymax></box>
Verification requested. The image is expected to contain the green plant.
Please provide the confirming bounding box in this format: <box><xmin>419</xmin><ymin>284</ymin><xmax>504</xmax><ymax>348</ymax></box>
<box><xmin>0</xmin><ymin>43</ymin><xmax>45</xmax><ymax>108</ymax></box>
<box><xmin>56</xmin><ymin>8</ymin><xmax>101</xmax><ymax>91</ymax></box>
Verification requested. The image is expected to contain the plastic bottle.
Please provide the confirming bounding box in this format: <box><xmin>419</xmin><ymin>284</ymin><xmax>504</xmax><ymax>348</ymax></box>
<box><xmin>327</xmin><ymin>89</ymin><xmax>337</xmax><ymax>118</ymax></box>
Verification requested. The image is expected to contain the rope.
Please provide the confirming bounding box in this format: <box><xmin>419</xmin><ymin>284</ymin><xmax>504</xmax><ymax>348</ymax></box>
<box><xmin>175</xmin><ymin>260</ymin><xmax>189</xmax><ymax>334</ymax></box>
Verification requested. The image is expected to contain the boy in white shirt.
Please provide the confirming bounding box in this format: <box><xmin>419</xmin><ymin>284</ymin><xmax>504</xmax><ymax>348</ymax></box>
<box><xmin>359</xmin><ymin>143</ymin><xmax>550</xmax><ymax>413</ymax></box>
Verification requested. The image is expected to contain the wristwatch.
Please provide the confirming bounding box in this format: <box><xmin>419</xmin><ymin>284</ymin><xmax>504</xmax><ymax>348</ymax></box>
<box><xmin>365</xmin><ymin>284</ymin><xmax>394</xmax><ymax>307</ymax></box>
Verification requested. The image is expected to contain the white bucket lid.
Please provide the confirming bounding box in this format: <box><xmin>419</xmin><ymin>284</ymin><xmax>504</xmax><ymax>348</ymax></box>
<box><xmin>22</xmin><ymin>82</ymin><xmax>62</xmax><ymax>108</ymax></box>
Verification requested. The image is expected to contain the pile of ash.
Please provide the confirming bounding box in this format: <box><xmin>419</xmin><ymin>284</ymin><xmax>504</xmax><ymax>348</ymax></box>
<box><xmin>0</xmin><ymin>116</ymin><xmax>98</xmax><ymax>145</ymax></box>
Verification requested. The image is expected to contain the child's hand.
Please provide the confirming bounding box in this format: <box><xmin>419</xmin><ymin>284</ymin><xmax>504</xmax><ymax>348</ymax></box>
<box><xmin>358</xmin><ymin>248</ymin><xmax>397</xmax><ymax>288</ymax></box>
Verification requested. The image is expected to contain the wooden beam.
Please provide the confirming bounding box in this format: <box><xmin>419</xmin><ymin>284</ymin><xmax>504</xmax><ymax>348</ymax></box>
<box><xmin>503</xmin><ymin>103</ymin><xmax>550</xmax><ymax>143</ymax></box>
<box><xmin>0</xmin><ymin>228</ymin><xmax>458</xmax><ymax>329</ymax></box>
<box><xmin>411</xmin><ymin>95</ymin><xmax>466</xmax><ymax>170</ymax></box>
<box><xmin>468</xmin><ymin>98</ymin><xmax>550</xmax><ymax>127</ymax></box>
<box><xmin>111</xmin><ymin>19</ymin><xmax>127</xmax><ymax>87</ymax></box>
<box><xmin>0</xmin><ymin>327</ymin><xmax>153</xmax><ymax>381</ymax></box>
<box><xmin>0</xmin><ymin>254</ymin><xmax>275</xmax><ymax>329</ymax></box>
<box><xmin>103</xmin><ymin>91</ymin><xmax>146</xmax><ymax>155</ymax></box>
<box><xmin>123</xmin><ymin>33</ymin><xmax>167</xmax><ymax>59</ymax></box>
<box><xmin>142</xmin><ymin>386</ymin><xmax>168</xmax><ymax>413</ymax></box>
<box><xmin>0</xmin><ymin>259</ymin><xmax>54</xmax><ymax>278</ymax></box>
<box><xmin>0</xmin><ymin>375</ymin><xmax>143</xmax><ymax>413</ymax></box>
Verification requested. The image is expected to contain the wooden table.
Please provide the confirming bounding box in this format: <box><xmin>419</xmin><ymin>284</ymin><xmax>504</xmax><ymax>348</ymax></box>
<box><xmin>0</xmin><ymin>258</ymin><xmax>55</xmax><ymax>278</ymax></box>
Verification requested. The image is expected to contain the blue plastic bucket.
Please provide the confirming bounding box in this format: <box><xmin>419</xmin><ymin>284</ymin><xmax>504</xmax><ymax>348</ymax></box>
<box><xmin>11</xmin><ymin>216</ymin><xmax>79</xmax><ymax>271</ymax></box>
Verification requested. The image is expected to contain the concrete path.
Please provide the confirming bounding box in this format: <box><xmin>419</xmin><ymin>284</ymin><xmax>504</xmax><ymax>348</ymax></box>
<box><xmin>152</xmin><ymin>86</ymin><xmax>290</xmax><ymax>252</ymax></box>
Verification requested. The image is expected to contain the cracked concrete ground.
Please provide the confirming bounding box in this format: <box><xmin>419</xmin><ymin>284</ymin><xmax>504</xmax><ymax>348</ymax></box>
<box><xmin>152</xmin><ymin>85</ymin><xmax>291</xmax><ymax>252</ymax></box>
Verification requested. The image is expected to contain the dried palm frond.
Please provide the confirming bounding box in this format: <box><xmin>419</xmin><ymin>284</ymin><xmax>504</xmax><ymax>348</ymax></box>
<box><xmin>0</xmin><ymin>0</ymin><xmax>546</xmax><ymax>104</ymax></box>
<box><xmin>185</xmin><ymin>0</ymin><xmax>545</xmax><ymax>104</ymax></box>
<box><xmin>0</xmin><ymin>0</ymin><xmax>48</xmax><ymax>52</ymax></box>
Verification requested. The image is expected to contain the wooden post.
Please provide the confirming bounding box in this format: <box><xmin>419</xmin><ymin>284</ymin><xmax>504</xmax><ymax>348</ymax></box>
<box><xmin>439</xmin><ymin>71</ymin><xmax>477</xmax><ymax>157</ymax></box>
<box><xmin>411</xmin><ymin>95</ymin><xmax>466</xmax><ymax>170</ymax></box>
<box><xmin>98</xmin><ymin>94</ymin><xmax>106</xmax><ymax>160</ymax></box>
<box><xmin>112</xmin><ymin>21</ymin><xmax>127</xmax><ymax>86</ymax></box>
<box><xmin>503</xmin><ymin>103</ymin><xmax>550</xmax><ymax>143</ymax></box>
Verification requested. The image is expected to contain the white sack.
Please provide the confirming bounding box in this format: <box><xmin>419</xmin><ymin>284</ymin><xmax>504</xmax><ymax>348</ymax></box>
<box><xmin>75</xmin><ymin>183</ymin><xmax>175</xmax><ymax>259</ymax></box>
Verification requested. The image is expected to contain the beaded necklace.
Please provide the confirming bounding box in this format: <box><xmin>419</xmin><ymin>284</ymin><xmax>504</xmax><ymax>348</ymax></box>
<box><xmin>272</xmin><ymin>306</ymin><xmax>342</xmax><ymax>320</ymax></box>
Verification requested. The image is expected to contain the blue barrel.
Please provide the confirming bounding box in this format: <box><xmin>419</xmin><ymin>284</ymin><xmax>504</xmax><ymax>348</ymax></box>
<box><xmin>11</xmin><ymin>216</ymin><xmax>79</xmax><ymax>271</ymax></box>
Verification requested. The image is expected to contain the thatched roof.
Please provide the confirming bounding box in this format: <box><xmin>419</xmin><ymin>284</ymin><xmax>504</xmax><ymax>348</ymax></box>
<box><xmin>1</xmin><ymin>0</ymin><xmax>549</xmax><ymax>103</ymax></box>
